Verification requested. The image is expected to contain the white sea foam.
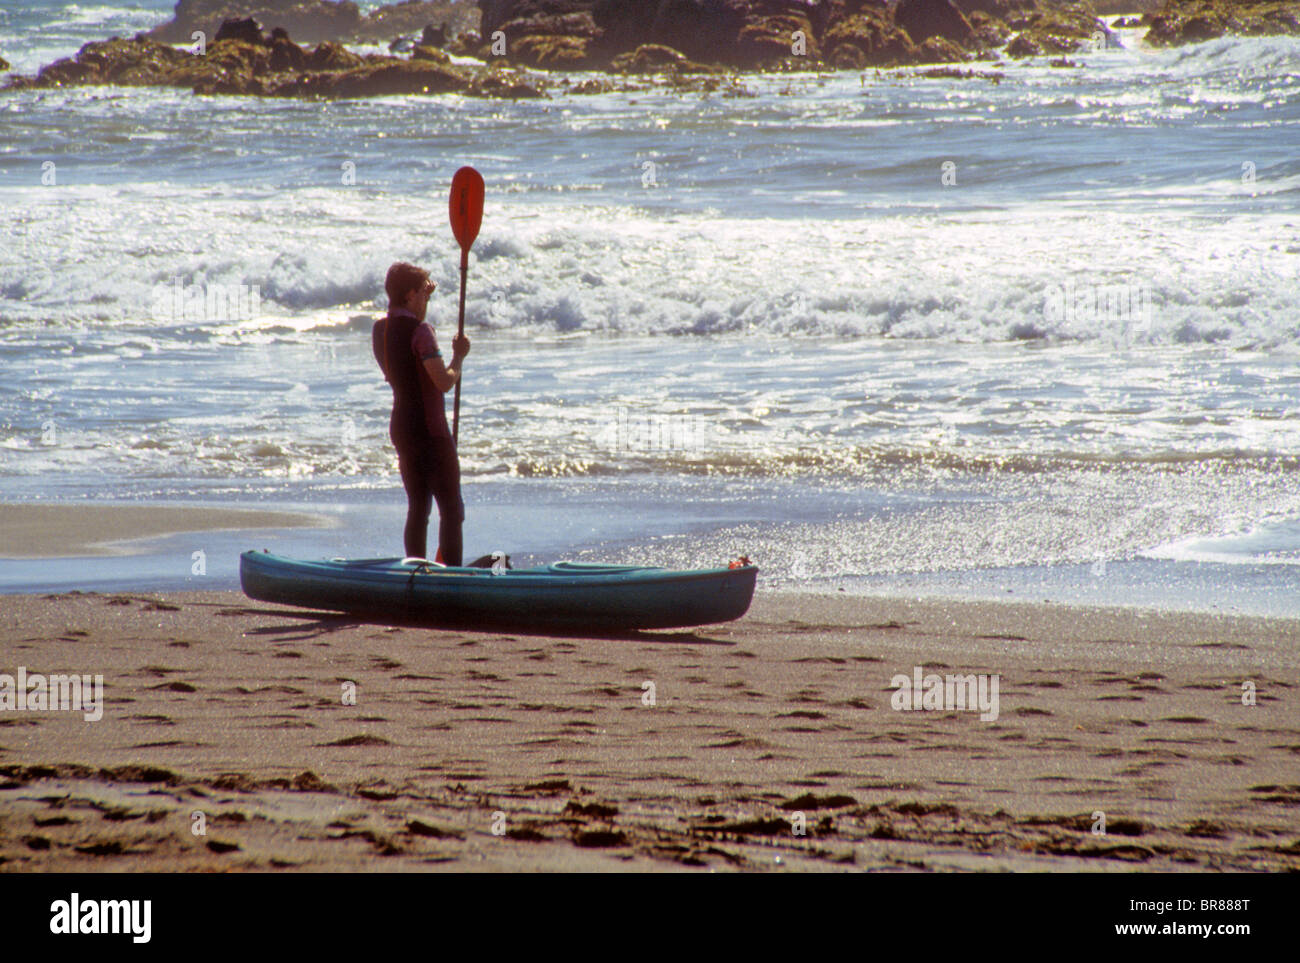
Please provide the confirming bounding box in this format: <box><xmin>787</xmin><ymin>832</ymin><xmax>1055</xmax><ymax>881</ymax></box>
<box><xmin>3</xmin><ymin>187</ymin><xmax>1295</xmax><ymax>348</ymax></box>
<box><xmin>1145</xmin><ymin>517</ymin><xmax>1300</xmax><ymax>567</ymax></box>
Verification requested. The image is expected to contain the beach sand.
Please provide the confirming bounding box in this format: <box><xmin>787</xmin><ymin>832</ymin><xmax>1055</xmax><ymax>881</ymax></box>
<box><xmin>0</xmin><ymin>504</ymin><xmax>328</xmax><ymax>559</ymax></box>
<box><xmin>1</xmin><ymin>589</ymin><xmax>1297</xmax><ymax>872</ymax></box>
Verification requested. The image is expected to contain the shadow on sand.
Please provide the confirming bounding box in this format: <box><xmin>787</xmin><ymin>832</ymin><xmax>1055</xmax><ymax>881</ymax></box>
<box><xmin>200</xmin><ymin>601</ymin><xmax>736</xmax><ymax>646</ymax></box>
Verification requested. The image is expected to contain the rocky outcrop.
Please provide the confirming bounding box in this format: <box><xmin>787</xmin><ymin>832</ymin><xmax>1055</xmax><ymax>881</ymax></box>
<box><xmin>642</xmin><ymin>1</ymin><xmax>752</xmax><ymax>64</ymax></box>
<box><xmin>411</xmin><ymin>42</ymin><xmax>453</xmax><ymax>63</ymax></box>
<box><xmin>737</xmin><ymin>8</ymin><xmax>822</xmax><ymax>64</ymax></box>
<box><xmin>896</xmin><ymin>0</ymin><xmax>976</xmax><ymax>46</ymax></box>
<box><xmin>609</xmin><ymin>43</ymin><xmax>719</xmax><ymax>73</ymax></box>
<box><xmin>501</xmin><ymin>33</ymin><xmax>586</xmax><ymax>67</ymax></box>
<box><xmin>266</xmin><ymin>58</ymin><xmax>467</xmax><ymax>96</ymax></box>
<box><xmin>999</xmin><ymin>0</ymin><xmax>1107</xmax><ymax>57</ymax></box>
<box><xmin>477</xmin><ymin>0</ymin><xmax>1115</xmax><ymax>69</ymax></box>
<box><xmin>4</xmin><ymin>20</ymin><xmax>542</xmax><ymax>98</ymax></box>
<box><xmin>420</xmin><ymin>22</ymin><xmax>449</xmax><ymax>45</ymax></box>
<box><xmin>214</xmin><ymin>15</ymin><xmax>264</xmax><ymax>43</ymax></box>
<box><xmin>25</xmin><ymin>0</ymin><xmax>1256</xmax><ymax>91</ymax></box>
<box><xmin>446</xmin><ymin>29</ymin><xmax>484</xmax><ymax>54</ymax></box>
<box><xmin>1093</xmin><ymin>0</ymin><xmax>1159</xmax><ymax>12</ymax></box>
<box><xmin>1144</xmin><ymin>0</ymin><xmax>1300</xmax><ymax>46</ymax></box>
<box><xmin>965</xmin><ymin>9</ymin><xmax>1012</xmax><ymax>46</ymax></box>
<box><xmin>823</xmin><ymin>5</ymin><xmax>914</xmax><ymax>67</ymax></box>
<box><xmin>0</xmin><ymin>53</ymin><xmax>10</xmax><ymax>71</ymax></box>
<box><xmin>145</xmin><ymin>0</ymin><xmax>479</xmax><ymax>46</ymax></box>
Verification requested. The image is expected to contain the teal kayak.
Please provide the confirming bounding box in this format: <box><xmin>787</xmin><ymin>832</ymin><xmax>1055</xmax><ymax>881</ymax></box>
<box><xmin>239</xmin><ymin>550</ymin><xmax>758</xmax><ymax>631</ymax></box>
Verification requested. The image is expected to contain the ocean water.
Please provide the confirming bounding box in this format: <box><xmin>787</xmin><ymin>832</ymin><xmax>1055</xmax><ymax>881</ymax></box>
<box><xmin>2</xmin><ymin>2</ymin><xmax>1299</xmax><ymax>613</ymax></box>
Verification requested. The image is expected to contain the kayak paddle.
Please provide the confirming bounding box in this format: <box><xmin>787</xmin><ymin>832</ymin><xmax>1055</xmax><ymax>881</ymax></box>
<box><xmin>449</xmin><ymin>165</ymin><xmax>484</xmax><ymax>446</ymax></box>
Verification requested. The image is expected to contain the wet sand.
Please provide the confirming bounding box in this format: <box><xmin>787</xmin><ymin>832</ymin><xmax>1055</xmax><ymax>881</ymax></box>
<box><xmin>1</xmin><ymin>589</ymin><xmax>1297</xmax><ymax>872</ymax></box>
<box><xmin>0</xmin><ymin>504</ymin><xmax>328</xmax><ymax>559</ymax></box>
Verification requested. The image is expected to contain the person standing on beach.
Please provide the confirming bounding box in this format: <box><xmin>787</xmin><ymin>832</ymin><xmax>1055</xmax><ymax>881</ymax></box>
<box><xmin>372</xmin><ymin>261</ymin><xmax>470</xmax><ymax>565</ymax></box>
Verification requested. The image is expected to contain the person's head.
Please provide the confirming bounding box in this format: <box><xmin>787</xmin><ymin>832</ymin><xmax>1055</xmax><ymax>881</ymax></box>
<box><xmin>385</xmin><ymin>262</ymin><xmax>435</xmax><ymax>319</ymax></box>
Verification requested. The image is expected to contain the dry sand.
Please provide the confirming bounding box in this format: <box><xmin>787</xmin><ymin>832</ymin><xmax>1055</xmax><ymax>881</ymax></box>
<box><xmin>0</xmin><ymin>589</ymin><xmax>1297</xmax><ymax>872</ymax></box>
<box><xmin>0</xmin><ymin>504</ymin><xmax>328</xmax><ymax>559</ymax></box>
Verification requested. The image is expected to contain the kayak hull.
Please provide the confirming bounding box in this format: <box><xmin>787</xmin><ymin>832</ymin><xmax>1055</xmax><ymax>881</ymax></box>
<box><xmin>239</xmin><ymin>551</ymin><xmax>758</xmax><ymax>631</ymax></box>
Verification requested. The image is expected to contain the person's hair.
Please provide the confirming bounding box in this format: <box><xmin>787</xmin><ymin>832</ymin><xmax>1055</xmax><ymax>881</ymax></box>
<box><xmin>385</xmin><ymin>262</ymin><xmax>429</xmax><ymax>308</ymax></box>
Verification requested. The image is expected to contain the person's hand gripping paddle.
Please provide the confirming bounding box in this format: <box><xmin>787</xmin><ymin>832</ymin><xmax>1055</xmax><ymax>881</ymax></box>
<box><xmin>449</xmin><ymin>166</ymin><xmax>484</xmax><ymax>446</ymax></box>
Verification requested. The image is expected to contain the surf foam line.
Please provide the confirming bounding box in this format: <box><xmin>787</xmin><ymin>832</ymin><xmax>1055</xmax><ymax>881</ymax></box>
<box><xmin>3</xmin><ymin>192</ymin><xmax>1296</xmax><ymax>348</ymax></box>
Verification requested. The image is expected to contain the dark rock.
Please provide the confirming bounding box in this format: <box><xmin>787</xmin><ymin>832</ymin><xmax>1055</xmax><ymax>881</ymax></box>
<box><xmin>1005</xmin><ymin>32</ymin><xmax>1040</xmax><ymax>55</ymax></box>
<box><xmin>25</xmin><ymin>36</ymin><xmax>194</xmax><ymax>88</ymax></box>
<box><xmin>1004</xmin><ymin>1</ymin><xmax>1105</xmax><ymax>55</ymax></box>
<box><xmin>565</xmin><ymin>75</ymin><xmax>616</xmax><ymax>92</ymax></box>
<box><xmin>308</xmin><ymin>40</ymin><xmax>363</xmax><ymax>70</ymax></box>
<box><xmin>214</xmin><ymin>16</ymin><xmax>265</xmax><ymax>44</ymax></box>
<box><xmin>0</xmin><ymin>53</ymin><xmax>9</xmax><ymax>71</ymax></box>
<box><xmin>20</xmin><ymin>0</ymin><xmax>1208</xmax><ymax>92</ymax></box>
<box><xmin>1094</xmin><ymin>0</ymin><xmax>1159</xmax><ymax>11</ymax></box>
<box><xmin>478</xmin><ymin>0</ymin><xmax>1011</xmax><ymax>69</ymax></box>
<box><xmin>411</xmin><ymin>43</ymin><xmax>451</xmax><ymax>63</ymax></box>
<box><xmin>288</xmin><ymin>59</ymin><xmax>471</xmax><ymax>96</ymax></box>
<box><xmin>823</xmin><ymin>7</ymin><xmax>915</xmax><ymax>67</ymax></box>
<box><xmin>895</xmin><ymin>0</ymin><xmax>975</xmax><ymax>46</ymax></box>
<box><xmin>510</xmin><ymin>33</ymin><xmax>597</xmax><ymax>68</ymax></box>
<box><xmin>193</xmin><ymin>72</ymin><xmax>264</xmax><ymax>93</ymax></box>
<box><xmin>1</xmin><ymin>28</ymin><xmax>546</xmax><ymax>100</ymax></box>
<box><xmin>480</xmin><ymin>0</ymin><xmax>524</xmax><ymax>38</ymax></box>
<box><xmin>738</xmin><ymin>10</ymin><xmax>821</xmax><ymax>64</ymax></box>
<box><xmin>610</xmin><ymin>43</ymin><xmax>716</xmax><ymax>73</ymax></box>
<box><xmin>268</xmin><ymin>33</ymin><xmax>308</xmax><ymax>70</ymax></box>
<box><xmin>467</xmin><ymin>69</ymin><xmax>547</xmax><ymax>96</ymax></box>
<box><xmin>966</xmin><ymin>9</ymin><xmax>1011</xmax><ymax>46</ymax></box>
<box><xmin>914</xmin><ymin>33</ymin><xmax>971</xmax><ymax>62</ymax></box>
<box><xmin>497</xmin><ymin>7</ymin><xmax>601</xmax><ymax>42</ymax></box>
<box><xmin>206</xmin><ymin>37</ymin><xmax>271</xmax><ymax>75</ymax></box>
<box><xmin>950</xmin><ymin>0</ymin><xmax>1036</xmax><ymax>16</ymax></box>
<box><xmin>1143</xmin><ymin>1</ymin><xmax>1300</xmax><ymax>46</ymax></box>
<box><xmin>446</xmin><ymin>29</ymin><xmax>484</xmax><ymax>55</ymax></box>
<box><xmin>643</xmin><ymin>0</ymin><xmax>749</xmax><ymax>65</ymax></box>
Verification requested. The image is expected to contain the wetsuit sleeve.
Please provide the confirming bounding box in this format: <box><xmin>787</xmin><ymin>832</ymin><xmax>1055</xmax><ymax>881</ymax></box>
<box><xmin>372</xmin><ymin>318</ymin><xmax>388</xmax><ymax>380</ymax></box>
<box><xmin>412</xmin><ymin>322</ymin><xmax>442</xmax><ymax>361</ymax></box>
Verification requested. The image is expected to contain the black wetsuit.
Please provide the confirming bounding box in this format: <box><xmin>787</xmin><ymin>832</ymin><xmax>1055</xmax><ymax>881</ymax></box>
<box><xmin>372</xmin><ymin>309</ymin><xmax>463</xmax><ymax>565</ymax></box>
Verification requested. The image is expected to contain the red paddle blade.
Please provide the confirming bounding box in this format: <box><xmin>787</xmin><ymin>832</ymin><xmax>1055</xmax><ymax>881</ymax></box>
<box><xmin>449</xmin><ymin>166</ymin><xmax>484</xmax><ymax>252</ymax></box>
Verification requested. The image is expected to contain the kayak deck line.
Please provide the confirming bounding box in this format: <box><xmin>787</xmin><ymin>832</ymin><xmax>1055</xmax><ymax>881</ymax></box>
<box><xmin>239</xmin><ymin>549</ymin><xmax>758</xmax><ymax>631</ymax></box>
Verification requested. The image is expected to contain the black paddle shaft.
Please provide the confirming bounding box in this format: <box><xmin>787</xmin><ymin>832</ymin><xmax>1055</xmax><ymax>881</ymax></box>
<box><xmin>453</xmin><ymin>250</ymin><xmax>467</xmax><ymax>445</ymax></box>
